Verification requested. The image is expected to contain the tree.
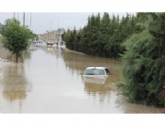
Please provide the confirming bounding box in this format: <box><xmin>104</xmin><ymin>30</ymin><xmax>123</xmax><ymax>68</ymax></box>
<box><xmin>118</xmin><ymin>13</ymin><xmax>165</xmax><ymax>106</ymax></box>
<box><xmin>0</xmin><ymin>18</ymin><xmax>34</xmax><ymax>62</ymax></box>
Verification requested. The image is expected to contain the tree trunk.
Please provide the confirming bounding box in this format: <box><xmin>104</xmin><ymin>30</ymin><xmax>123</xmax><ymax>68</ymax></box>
<box><xmin>16</xmin><ymin>54</ymin><xmax>18</xmax><ymax>63</ymax></box>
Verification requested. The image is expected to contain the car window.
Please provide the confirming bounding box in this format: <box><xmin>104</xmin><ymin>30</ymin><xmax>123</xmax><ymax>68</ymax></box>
<box><xmin>84</xmin><ymin>69</ymin><xmax>105</xmax><ymax>75</ymax></box>
<box><xmin>92</xmin><ymin>69</ymin><xmax>100</xmax><ymax>75</ymax></box>
<box><xmin>83</xmin><ymin>69</ymin><xmax>91</xmax><ymax>75</ymax></box>
<box><xmin>99</xmin><ymin>70</ymin><xmax>105</xmax><ymax>75</ymax></box>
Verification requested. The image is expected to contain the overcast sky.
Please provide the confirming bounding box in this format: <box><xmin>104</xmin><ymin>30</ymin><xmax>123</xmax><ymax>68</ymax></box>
<box><xmin>0</xmin><ymin>12</ymin><xmax>131</xmax><ymax>34</ymax></box>
<box><xmin>0</xmin><ymin>0</ymin><xmax>163</xmax><ymax>35</ymax></box>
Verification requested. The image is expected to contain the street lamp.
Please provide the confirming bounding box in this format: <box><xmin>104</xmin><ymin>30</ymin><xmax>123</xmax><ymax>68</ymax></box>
<box><xmin>58</xmin><ymin>20</ymin><xmax>59</xmax><ymax>29</ymax></box>
<box><xmin>50</xmin><ymin>22</ymin><xmax>52</xmax><ymax>32</ymax></box>
<box><xmin>23</xmin><ymin>12</ymin><xmax>25</xmax><ymax>27</ymax></box>
<box><xmin>49</xmin><ymin>22</ymin><xmax>52</xmax><ymax>41</ymax></box>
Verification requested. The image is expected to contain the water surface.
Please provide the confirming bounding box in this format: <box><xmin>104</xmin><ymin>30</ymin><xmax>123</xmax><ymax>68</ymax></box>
<box><xmin>0</xmin><ymin>44</ymin><xmax>159</xmax><ymax>113</ymax></box>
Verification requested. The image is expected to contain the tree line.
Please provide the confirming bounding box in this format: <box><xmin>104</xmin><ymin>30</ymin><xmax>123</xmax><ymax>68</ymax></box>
<box><xmin>62</xmin><ymin>12</ymin><xmax>165</xmax><ymax>107</ymax></box>
<box><xmin>62</xmin><ymin>12</ymin><xmax>138</xmax><ymax>58</ymax></box>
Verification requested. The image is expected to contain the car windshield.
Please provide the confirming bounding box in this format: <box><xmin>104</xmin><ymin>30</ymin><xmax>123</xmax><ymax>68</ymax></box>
<box><xmin>83</xmin><ymin>69</ymin><xmax>105</xmax><ymax>75</ymax></box>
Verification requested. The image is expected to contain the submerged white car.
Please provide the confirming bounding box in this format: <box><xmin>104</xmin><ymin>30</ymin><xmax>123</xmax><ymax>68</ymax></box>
<box><xmin>83</xmin><ymin>67</ymin><xmax>110</xmax><ymax>76</ymax></box>
<box><xmin>82</xmin><ymin>67</ymin><xmax>110</xmax><ymax>84</ymax></box>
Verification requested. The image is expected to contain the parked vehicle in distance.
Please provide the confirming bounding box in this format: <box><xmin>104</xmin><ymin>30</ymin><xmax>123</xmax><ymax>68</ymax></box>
<box><xmin>82</xmin><ymin>67</ymin><xmax>110</xmax><ymax>84</ymax></box>
<box><xmin>47</xmin><ymin>41</ymin><xmax>54</xmax><ymax>46</ymax></box>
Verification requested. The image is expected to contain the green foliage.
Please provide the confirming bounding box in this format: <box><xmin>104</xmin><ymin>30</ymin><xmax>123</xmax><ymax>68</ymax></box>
<box><xmin>63</xmin><ymin>12</ymin><xmax>138</xmax><ymax>58</ymax></box>
<box><xmin>0</xmin><ymin>18</ymin><xmax>34</xmax><ymax>62</ymax></box>
<box><xmin>120</xmin><ymin>13</ymin><xmax>165</xmax><ymax>106</ymax></box>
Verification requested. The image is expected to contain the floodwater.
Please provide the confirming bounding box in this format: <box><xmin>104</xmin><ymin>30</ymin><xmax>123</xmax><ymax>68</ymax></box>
<box><xmin>0</xmin><ymin>43</ymin><xmax>160</xmax><ymax>113</ymax></box>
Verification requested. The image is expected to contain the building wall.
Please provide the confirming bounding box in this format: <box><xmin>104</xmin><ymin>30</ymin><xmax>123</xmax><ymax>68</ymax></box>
<box><xmin>37</xmin><ymin>28</ymin><xmax>66</xmax><ymax>42</ymax></box>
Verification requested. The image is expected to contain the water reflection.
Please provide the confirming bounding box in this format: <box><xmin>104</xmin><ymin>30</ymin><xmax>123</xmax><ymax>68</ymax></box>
<box><xmin>1</xmin><ymin>63</ymin><xmax>31</xmax><ymax>101</ymax></box>
<box><xmin>115</xmin><ymin>94</ymin><xmax>158</xmax><ymax>113</ymax></box>
<box><xmin>41</xmin><ymin>45</ymin><xmax>65</xmax><ymax>58</ymax></box>
<box><xmin>0</xmin><ymin>44</ymin><xmax>12</xmax><ymax>61</ymax></box>
<box><xmin>84</xmin><ymin>81</ymin><xmax>112</xmax><ymax>94</ymax></box>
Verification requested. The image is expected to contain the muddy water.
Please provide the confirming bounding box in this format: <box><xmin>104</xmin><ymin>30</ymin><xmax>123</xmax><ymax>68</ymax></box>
<box><xmin>0</xmin><ymin>44</ymin><xmax>159</xmax><ymax>113</ymax></box>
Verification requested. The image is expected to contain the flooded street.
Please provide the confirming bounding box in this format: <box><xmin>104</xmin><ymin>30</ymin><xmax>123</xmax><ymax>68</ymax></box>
<box><xmin>0</xmin><ymin>44</ymin><xmax>159</xmax><ymax>113</ymax></box>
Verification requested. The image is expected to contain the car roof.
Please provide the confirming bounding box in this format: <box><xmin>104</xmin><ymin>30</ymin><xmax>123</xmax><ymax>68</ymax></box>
<box><xmin>85</xmin><ymin>67</ymin><xmax>108</xmax><ymax>70</ymax></box>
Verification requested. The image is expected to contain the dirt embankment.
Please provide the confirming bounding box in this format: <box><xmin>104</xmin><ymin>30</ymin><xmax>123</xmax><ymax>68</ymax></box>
<box><xmin>65</xmin><ymin>48</ymin><xmax>87</xmax><ymax>55</ymax></box>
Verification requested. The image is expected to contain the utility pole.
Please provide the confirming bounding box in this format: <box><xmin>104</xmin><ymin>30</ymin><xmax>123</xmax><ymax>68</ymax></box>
<box><xmin>49</xmin><ymin>22</ymin><xmax>52</xmax><ymax>41</ymax></box>
<box><xmin>22</xmin><ymin>12</ymin><xmax>25</xmax><ymax>62</ymax></box>
<box><xmin>30</xmin><ymin>13</ymin><xmax>32</xmax><ymax>30</ymax></box>
<box><xmin>50</xmin><ymin>22</ymin><xmax>52</xmax><ymax>32</ymax></box>
<box><xmin>23</xmin><ymin>12</ymin><xmax>25</xmax><ymax>26</ymax></box>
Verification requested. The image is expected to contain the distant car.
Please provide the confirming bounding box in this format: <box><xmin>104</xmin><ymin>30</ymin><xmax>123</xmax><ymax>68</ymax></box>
<box><xmin>38</xmin><ymin>40</ymin><xmax>43</xmax><ymax>43</ymax></box>
<box><xmin>82</xmin><ymin>67</ymin><xmax>110</xmax><ymax>84</ymax></box>
<box><xmin>47</xmin><ymin>41</ymin><xmax>54</xmax><ymax>45</ymax></box>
